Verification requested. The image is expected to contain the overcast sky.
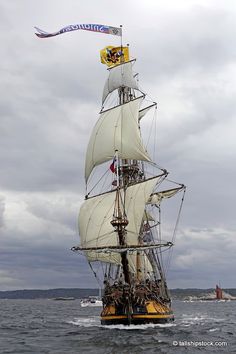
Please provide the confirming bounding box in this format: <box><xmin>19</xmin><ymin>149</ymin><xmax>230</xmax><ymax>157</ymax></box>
<box><xmin>1</xmin><ymin>0</ymin><xmax>236</xmax><ymax>290</ymax></box>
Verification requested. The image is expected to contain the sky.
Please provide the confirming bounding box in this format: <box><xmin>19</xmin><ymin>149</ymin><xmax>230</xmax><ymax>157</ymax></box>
<box><xmin>0</xmin><ymin>0</ymin><xmax>236</xmax><ymax>290</ymax></box>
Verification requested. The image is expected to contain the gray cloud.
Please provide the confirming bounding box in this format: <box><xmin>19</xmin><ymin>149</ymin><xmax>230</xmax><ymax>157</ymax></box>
<box><xmin>0</xmin><ymin>0</ymin><xmax>235</xmax><ymax>290</ymax></box>
<box><xmin>169</xmin><ymin>227</ymin><xmax>236</xmax><ymax>288</ymax></box>
<box><xmin>0</xmin><ymin>197</ymin><xmax>5</xmax><ymax>227</ymax></box>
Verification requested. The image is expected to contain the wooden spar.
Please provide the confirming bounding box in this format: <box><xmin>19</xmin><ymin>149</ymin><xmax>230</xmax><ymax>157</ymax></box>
<box><xmin>71</xmin><ymin>242</ymin><xmax>173</xmax><ymax>252</ymax></box>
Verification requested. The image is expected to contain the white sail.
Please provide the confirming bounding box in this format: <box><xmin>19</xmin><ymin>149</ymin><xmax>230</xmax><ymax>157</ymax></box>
<box><xmin>78</xmin><ymin>177</ymin><xmax>160</xmax><ymax>264</ymax></box>
<box><xmin>139</xmin><ymin>103</ymin><xmax>156</xmax><ymax>121</ymax></box>
<box><xmin>102</xmin><ymin>61</ymin><xmax>139</xmax><ymax>104</ymax></box>
<box><xmin>85</xmin><ymin>97</ymin><xmax>152</xmax><ymax>181</ymax></box>
<box><xmin>147</xmin><ymin>187</ymin><xmax>183</xmax><ymax>205</ymax></box>
<box><xmin>128</xmin><ymin>253</ymin><xmax>153</xmax><ymax>275</ymax></box>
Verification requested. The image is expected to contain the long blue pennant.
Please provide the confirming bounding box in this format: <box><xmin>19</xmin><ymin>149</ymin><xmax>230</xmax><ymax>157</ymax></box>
<box><xmin>34</xmin><ymin>23</ymin><xmax>122</xmax><ymax>38</ymax></box>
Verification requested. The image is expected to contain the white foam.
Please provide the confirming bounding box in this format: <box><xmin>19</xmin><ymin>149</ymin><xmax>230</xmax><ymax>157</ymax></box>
<box><xmin>180</xmin><ymin>314</ymin><xmax>225</xmax><ymax>325</ymax></box>
<box><xmin>102</xmin><ymin>323</ymin><xmax>176</xmax><ymax>330</ymax></box>
<box><xmin>68</xmin><ymin>316</ymin><xmax>100</xmax><ymax>327</ymax></box>
<box><xmin>209</xmin><ymin>328</ymin><xmax>219</xmax><ymax>332</ymax></box>
<box><xmin>67</xmin><ymin>318</ymin><xmax>176</xmax><ymax>330</ymax></box>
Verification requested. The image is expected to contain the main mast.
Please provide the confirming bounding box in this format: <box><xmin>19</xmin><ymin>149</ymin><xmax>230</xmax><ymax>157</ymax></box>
<box><xmin>110</xmin><ymin>56</ymin><xmax>136</xmax><ymax>295</ymax></box>
<box><xmin>110</xmin><ymin>173</ymin><xmax>131</xmax><ymax>285</ymax></box>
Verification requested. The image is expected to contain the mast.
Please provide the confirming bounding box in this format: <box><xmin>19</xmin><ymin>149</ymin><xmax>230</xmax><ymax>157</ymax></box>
<box><xmin>118</xmin><ymin>77</ymin><xmax>145</xmax><ymax>284</ymax></box>
<box><xmin>111</xmin><ymin>47</ymin><xmax>155</xmax><ymax>287</ymax></box>
<box><xmin>110</xmin><ymin>148</ymin><xmax>130</xmax><ymax>284</ymax></box>
<box><xmin>109</xmin><ymin>45</ymin><xmax>134</xmax><ymax>285</ymax></box>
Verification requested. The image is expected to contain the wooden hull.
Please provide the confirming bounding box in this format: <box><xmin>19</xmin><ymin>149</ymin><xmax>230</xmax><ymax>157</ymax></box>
<box><xmin>101</xmin><ymin>300</ymin><xmax>174</xmax><ymax>325</ymax></box>
<box><xmin>101</xmin><ymin>314</ymin><xmax>174</xmax><ymax>325</ymax></box>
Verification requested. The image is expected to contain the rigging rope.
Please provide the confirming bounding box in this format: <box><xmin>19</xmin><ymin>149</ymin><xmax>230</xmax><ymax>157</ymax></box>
<box><xmin>157</xmin><ymin>204</ymin><xmax>166</xmax><ymax>278</ymax></box>
<box><xmin>88</xmin><ymin>261</ymin><xmax>102</xmax><ymax>288</ymax></box>
<box><xmin>86</xmin><ymin>168</ymin><xmax>110</xmax><ymax>197</ymax></box>
<box><xmin>145</xmin><ymin>105</ymin><xmax>157</xmax><ymax>151</ymax></box>
<box><xmin>165</xmin><ymin>187</ymin><xmax>186</xmax><ymax>276</ymax></box>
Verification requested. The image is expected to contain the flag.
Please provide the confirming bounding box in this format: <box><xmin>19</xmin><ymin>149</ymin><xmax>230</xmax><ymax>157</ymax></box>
<box><xmin>100</xmin><ymin>46</ymin><xmax>129</xmax><ymax>67</ymax></box>
<box><xmin>34</xmin><ymin>24</ymin><xmax>122</xmax><ymax>39</ymax></box>
<box><xmin>110</xmin><ymin>157</ymin><xmax>116</xmax><ymax>173</ymax></box>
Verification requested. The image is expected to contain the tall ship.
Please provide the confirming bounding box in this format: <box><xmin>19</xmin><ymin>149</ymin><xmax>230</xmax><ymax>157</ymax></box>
<box><xmin>72</xmin><ymin>44</ymin><xmax>186</xmax><ymax>325</ymax></box>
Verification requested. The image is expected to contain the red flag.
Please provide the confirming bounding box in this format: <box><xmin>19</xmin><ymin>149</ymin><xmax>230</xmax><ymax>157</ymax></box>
<box><xmin>110</xmin><ymin>157</ymin><xmax>116</xmax><ymax>173</ymax></box>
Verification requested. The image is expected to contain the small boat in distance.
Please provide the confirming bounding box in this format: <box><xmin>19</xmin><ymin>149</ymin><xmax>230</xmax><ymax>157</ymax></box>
<box><xmin>80</xmin><ymin>296</ymin><xmax>103</xmax><ymax>307</ymax></box>
<box><xmin>53</xmin><ymin>297</ymin><xmax>75</xmax><ymax>301</ymax></box>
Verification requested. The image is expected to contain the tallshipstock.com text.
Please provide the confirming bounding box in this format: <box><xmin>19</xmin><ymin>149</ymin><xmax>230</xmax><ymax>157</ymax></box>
<box><xmin>172</xmin><ymin>340</ymin><xmax>228</xmax><ymax>347</ymax></box>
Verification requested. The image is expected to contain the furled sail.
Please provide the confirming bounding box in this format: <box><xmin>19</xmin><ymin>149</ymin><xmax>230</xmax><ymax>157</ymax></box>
<box><xmin>78</xmin><ymin>176</ymin><xmax>161</xmax><ymax>266</ymax></box>
<box><xmin>147</xmin><ymin>186</ymin><xmax>184</xmax><ymax>205</ymax></box>
<box><xmin>102</xmin><ymin>61</ymin><xmax>139</xmax><ymax>104</ymax></box>
<box><xmin>85</xmin><ymin>97</ymin><xmax>152</xmax><ymax>181</ymax></box>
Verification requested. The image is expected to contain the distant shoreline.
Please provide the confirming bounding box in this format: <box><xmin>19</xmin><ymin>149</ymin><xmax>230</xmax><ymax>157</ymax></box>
<box><xmin>0</xmin><ymin>288</ymin><xmax>235</xmax><ymax>300</ymax></box>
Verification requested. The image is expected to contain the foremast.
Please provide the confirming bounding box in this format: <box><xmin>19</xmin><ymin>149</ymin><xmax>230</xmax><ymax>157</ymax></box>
<box><xmin>111</xmin><ymin>76</ymin><xmax>170</xmax><ymax>303</ymax></box>
<box><xmin>113</xmin><ymin>59</ymin><xmax>146</xmax><ymax>282</ymax></box>
<box><xmin>110</xmin><ymin>80</ymin><xmax>147</xmax><ymax>321</ymax></box>
<box><xmin>106</xmin><ymin>48</ymin><xmax>143</xmax><ymax>287</ymax></box>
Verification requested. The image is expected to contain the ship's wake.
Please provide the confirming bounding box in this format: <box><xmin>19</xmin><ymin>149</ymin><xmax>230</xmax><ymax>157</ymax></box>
<box><xmin>68</xmin><ymin>316</ymin><xmax>100</xmax><ymax>327</ymax></box>
<box><xmin>177</xmin><ymin>313</ymin><xmax>225</xmax><ymax>330</ymax></box>
<box><xmin>68</xmin><ymin>317</ymin><xmax>176</xmax><ymax>330</ymax></box>
<box><xmin>68</xmin><ymin>312</ymin><xmax>225</xmax><ymax>331</ymax></box>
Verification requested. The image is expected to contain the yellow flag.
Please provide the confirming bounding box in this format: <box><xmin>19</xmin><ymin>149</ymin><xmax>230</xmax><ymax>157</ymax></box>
<box><xmin>100</xmin><ymin>46</ymin><xmax>130</xmax><ymax>67</ymax></box>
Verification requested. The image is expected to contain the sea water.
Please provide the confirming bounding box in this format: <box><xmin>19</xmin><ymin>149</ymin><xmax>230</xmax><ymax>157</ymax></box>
<box><xmin>0</xmin><ymin>299</ymin><xmax>235</xmax><ymax>353</ymax></box>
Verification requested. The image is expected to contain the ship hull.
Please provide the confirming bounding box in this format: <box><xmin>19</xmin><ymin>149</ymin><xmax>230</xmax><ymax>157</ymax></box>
<box><xmin>101</xmin><ymin>300</ymin><xmax>174</xmax><ymax>326</ymax></box>
<box><xmin>101</xmin><ymin>314</ymin><xmax>174</xmax><ymax>325</ymax></box>
<box><xmin>81</xmin><ymin>301</ymin><xmax>102</xmax><ymax>307</ymax></box>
